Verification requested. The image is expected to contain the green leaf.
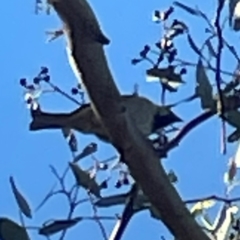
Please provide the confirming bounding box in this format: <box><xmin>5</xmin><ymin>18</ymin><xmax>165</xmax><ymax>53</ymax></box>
<box><xmin>39</xmin><ymin>218</ymin><xmax>82</xmax><ymax>236</ymax></box>
<box><xmin>9</xmin><ymin>177</ymin><xmax>32</xmax><ymax>218</ymax></box>
<box><xmin>173</xmin><ymin>1</ymin><xmax>200</xmax><ymax>16</ymax></box>
<box><xmin>0</xmin><ymin>218</ymin><xmax>30</xmax><ymax>240</ymax></box>
<box><xmin>69</xmin><ymin>162</ymin><xmax>101</xmax><ymax>198</ymax></box>
<box><xmin>195</xmin><ymin>59</ymin><xmax>214</xmax><ymax>109</ymax></box>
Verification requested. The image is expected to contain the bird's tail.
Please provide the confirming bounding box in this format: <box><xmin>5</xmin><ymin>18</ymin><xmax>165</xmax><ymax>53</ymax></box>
<box><xmin>29</xmin><ymin>109</ymin><xmax>71</xmax><ymax>131</ymax></box>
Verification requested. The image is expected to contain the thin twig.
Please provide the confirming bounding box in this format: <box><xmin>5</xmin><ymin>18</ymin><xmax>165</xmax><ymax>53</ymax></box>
<box><xmin>88</xmin><ymin>193</ymin><xmax>108</xmax><ymax>240</ymax></box>
<box><xmin>214</xmin><ymin>0</ymin><xmax>226</xmax><ymax>154</ymax></box>
<box><xmin>47</xmin><ymin>82</ymin><xmax>82</xmax><ymax>106</ymax></box>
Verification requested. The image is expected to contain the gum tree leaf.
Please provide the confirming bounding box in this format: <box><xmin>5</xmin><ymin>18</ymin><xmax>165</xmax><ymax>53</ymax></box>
<box><xmin>69</xmin><ymin>162</ymin><xmax>101</xmax><ymax>198</ymax></box>
<box><xmin>0</xmin><ymin>218</ymin><xmax>30</xmax><ymax>240</ymax></box>
<box><xmin>73</xmin><ymin>142</ymin><xmax>97</xmax><ymax>162</ymax></box>
<box><xmin>229</xmin><ymin>0</ymin><xmax>240</xmax><ymax>28</ymax></box>
<box><xmin>61</xmin><ymin>128</ymin><xmax>71</xmax><ymax>138</ymax></box>
<box><xmin>39</xmin><ymin>218</ymin><xmax>82</xmax><ymax>236</ymax></box>
<box><xmin>173</xmin><ymin>1</ymin><xmax>200</xmax><ymax>16</ymax></box>
<box><xmin>227</xmin><ymin>129</ymin><xmax>240</xmax><ymax>142</ymax></box>
<box><xmin>190</xmin><ymin>200</ymin><xmax>216</xmax><ymax>217</ymax></box>
<box><xmin>9</xmin><ymin>177</ymin><xmax>32</xmax><ymax>219</ymax></box>
<box><xmin>95</xmin><ymin>194</ymin><xmax>128</xmax><ymax>207</ymax></box>
<box><xmin>96</xmin><ymin>191</ymin><xmax>150</xmax><ymax>212</ymax></box>
<box><xmin>234</xmin><ymin>141</ymin><xmax>240</xmax><ymax>168</ymax></box>
<box><xmin>214</xmin><ymin>205</ymin><xmax>238</xmax><ymax>240</ymax></box>
<box><xmin>223</xmin><ymin>110</ymin><xmax>240</xmax><ymax>129</ymax></box>
<box><xmin>195</xmin><ymin>59</ymin><xmax>214</xmax><ymax>109</ymax></box>
<box><xmin>69</xmin><ymin>133</ymin><xmax>78</xmax><ymax>152</ymax></box>
<box><xmin>146</xmin><ymin>67</ymin><xmax>184</xmax><ymax>92</ymax></box>
<box><xmin>206</xmin><ymin>38</ymin><xmax>217</xmax><ymax>59</ymax></box>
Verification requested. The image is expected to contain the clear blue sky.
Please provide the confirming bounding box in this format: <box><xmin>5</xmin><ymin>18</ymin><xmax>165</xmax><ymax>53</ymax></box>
<box><xmin>1</xmin><ymin>0</ymin><xmax>240</xmax><ymax>239</ymax></box>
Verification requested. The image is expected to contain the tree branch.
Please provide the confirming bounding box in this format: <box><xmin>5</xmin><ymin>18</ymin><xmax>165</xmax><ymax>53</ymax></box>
<box><xmin>48</xmin><ymin>0</ymin><xmax>210</xmax><ymax>239</ymax></box>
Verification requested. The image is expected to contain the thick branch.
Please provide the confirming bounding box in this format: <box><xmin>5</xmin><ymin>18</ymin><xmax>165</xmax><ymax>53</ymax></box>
<box><xmin>48</xmin><ymin>0</ymin><xmax>210</xmax><ymax>239</ymax></box>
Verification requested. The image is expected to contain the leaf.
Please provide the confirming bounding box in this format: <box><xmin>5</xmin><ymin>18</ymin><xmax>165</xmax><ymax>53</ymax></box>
<box><xmin>224</xmin><ymin>110</ymin><xmax>240</xmax><ymax>129</ymax></box>
<box><xmin>190</xmin><ymin>199</ymin><xmax>216</xmax><ymax>217</ymax></box>
<box><xmin>73</xmin><ymin>143</ymin><xmax>97</xmax><ymax>162</ymax></box>
<box><xmin>139</xmin><ymin>45</ymin><xmax>150</xmax><ymax>58</ymax></box>
<box><xmin>61</xmin><ymin>128</ymin><xmax>71</xmax><ymax>138</ymax></box>
<box><xmin>69</xmin><ymin>162</ymin><xmax>101</xmax><ymax>198</ymax></box>
<box><xmin>95</xmin><ymin>190</ymin><xmax>150</xmax><ymax>212</ymax></box>
<box><xmin>227</xmin><ymin>129</ymin><xmax>240</xmax><ymax>142</ymax></box>
<box><xmin>234</xmin><ymin>142</ymin><xmax>240</xmax><ymax>167</ymax></box>
<box><xmin>69</xmin><ymin>133</ymin><xmax>78</xmax><ymax>152</ymax></box>
<box><xmin>39</xmin><ymin>218</ymin><xmax>82</xmax><ymax>236</ymax></box>
<box><xmin>9</xmin><ymin>177</ymin><xmax>32</xmax><ymax>218</ymax></box>
<box><xmin>214</xmin><ymin>205</ymin><xmax>238</xmax><ymax>240</ymax></box>
<box><xmin>0</xmin><ymin>218</ymin><xmax>30</xmax><ymax>240</ymax></box>
<box><xmin>233</xmin><ymin>18</ymin><xmax>240</xmax><ymax>31</ymax></box>
<box><xmin>206</xmin><ymin>38</ymin><xmax>217</xmax><ymax>59</ymax></box>
<box><xmin>195</xmin><ymin>59</ymin><xmax>214</xmax><ymax>109</ymax></box>
<box><xmin>95</xmin><ymin>194</ymin><xmax>128</xmax><ymax>207</ymax></box>
<box><xmin>173</xmin><ymin>1</ymin><xmax>200</xmax><ymax>16</ymax></box>
<box><xmin>187</xmin><ymin>34</ymin><xmax>202</xmax><ymax>57</ymax></box>
<box><xmin>146</xmin><ymin>67</ymin><xmax>184</xmax><ymax>92</ymax></box>
<box><xmin>229</xmin><ymin>0</ymin><xmax>240</xmax><ymax>28</ymax></box>
<box><xmin>224</xmin><ymin>158</ymin><xmax>237</xmax><ymax>184</ymax></box>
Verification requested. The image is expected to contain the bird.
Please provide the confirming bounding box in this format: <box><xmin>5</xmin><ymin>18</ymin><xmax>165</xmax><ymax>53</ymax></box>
<box><xmin>29</xmin><ymin>95</ymin><xmax>182</xmax><ymax>143</ymax></box>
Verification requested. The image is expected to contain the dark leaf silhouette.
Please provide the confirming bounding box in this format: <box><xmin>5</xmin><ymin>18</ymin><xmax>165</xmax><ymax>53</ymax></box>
<box><xmin>233</xmin><ymin>18</ymin><xmax>240</xmax><ymax>31</ymax></box>
<box><xmin>69</xmin><ymin>162</ymin><xmax>101</xmax><ymax>198</ymax></box>
<box><xmin>73</xmin><ymin>142</ymin><xmax>97</xmax><ymax>162</ymax></box>
<box><xmin>229</xmin><ymin>0</ymin><xmax>240</xmax><ymax>28</ymax></box>
<box><xmin>173</xmin><ymin>1</ymin><xmax>200</xmax><ymax>16</ymax></box>
<box><xmin>9</xmin><ymin>176</ymin><xmax>32</xmax><ymax>218</ymax></box>
<box><xmin>131</xmin><ymin>58</ymin><xmax>143</xmax><ymax>65</ymax></box>
<box><xmin>225</xmin><ymin>111</ymin><xmax>240</xmax><ymax>127</ymax></box>
<box><xmin>0</xmin><ymin>218</ymin><xmax>30</xmax><ymax>240</ymax></box>
<box><xmin>61</xmin><ymin>127</ymin><xmax>71</xmax><ymax>138</ymax></box>
<box><xmin>223</xmin><ymin>111</ymin><xmax>240</xmax><ymax>141</ymax></box>
<box><xmin>39</xmin><ymin>218</ymin><xmax>82</xmax><ymax>236</ymax></box>
<box><xmin>206</xmin><ymin>38</ymin><xmax>217</xmax><ymax>59</ymax></box>
<box><xmin>227</xmin><ymin>129</ymin><xmax>240</xmax><ymax>142</ymax></box>
<box><xmin>139</xmin><ymin>45</ymin><xmax>151</xmax><ymax>58</ymax></box>
<box><xmin>146</xmin><ymin>67</ymin><xmax>184</xmax><ymax>92</ymax></box>
<box><xmin>95</xmin><ymin>194</ymin><xmax>128</xmax><ymax>207</ymax></box>
<box><xmin>69</xmin><ymin>133</ymin><xmax>78</xmax><ymax>152</ymax></box>
<box><xmin>195</xmin><ymin>59</ymin><xmax>214</xmax><ymax>109</ymax></box>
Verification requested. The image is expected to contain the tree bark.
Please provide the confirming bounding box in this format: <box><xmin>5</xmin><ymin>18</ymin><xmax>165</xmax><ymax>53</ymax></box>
<box><xmin>48</xmin><ymin>0</ymin><xmax>210</xmax><ymax>239</ymax></box>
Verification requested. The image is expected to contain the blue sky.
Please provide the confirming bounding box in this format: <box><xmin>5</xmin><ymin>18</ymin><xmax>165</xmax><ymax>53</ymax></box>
<box><xmin>1</xmin><ymin>0</ymin><xmax>240</xmax><ymax>239</ymax></box>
